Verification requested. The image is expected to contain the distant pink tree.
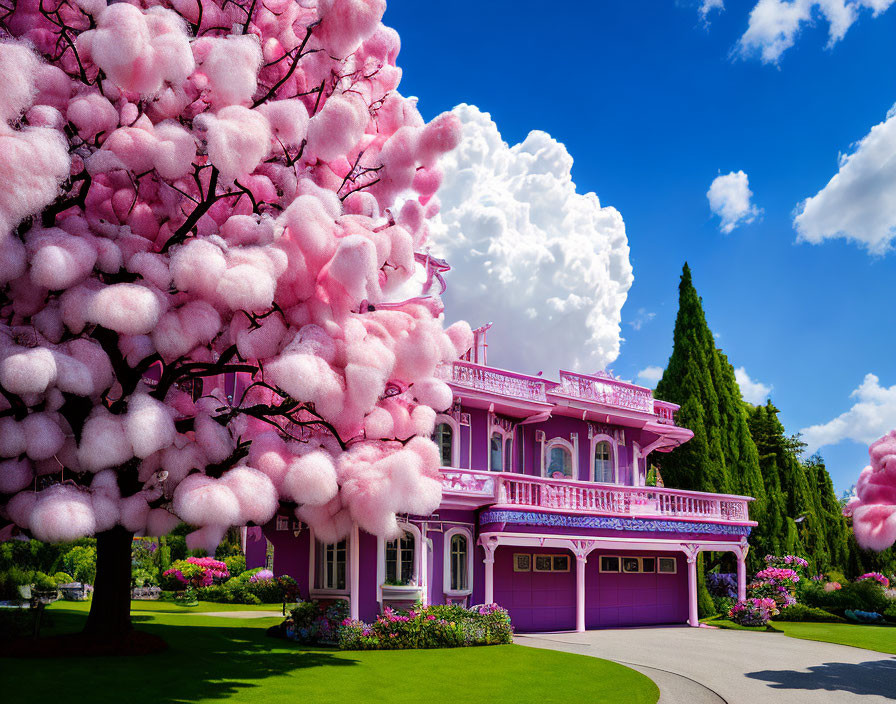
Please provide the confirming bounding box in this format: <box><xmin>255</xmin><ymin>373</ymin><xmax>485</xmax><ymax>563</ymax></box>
<box><xmin>0</xmin><ymin>0</ymin><xmax>470</xmax><ymax>641</ymax></box>
<box><xmin>844</xmin><ymin>431</ymin><xmax>896</xmax><ymax>552</ymax></box>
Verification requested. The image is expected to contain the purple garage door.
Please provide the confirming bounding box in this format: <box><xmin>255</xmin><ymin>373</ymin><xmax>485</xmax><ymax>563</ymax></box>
<box><xmin>586</xmin><ymin>551</ymin><xmax>688</xmax><ymax>628</ymax></box>
<box><xmin>494</xmin><ymin>547</ymin><xmax>688</xmax><ymax>632</ymax></box>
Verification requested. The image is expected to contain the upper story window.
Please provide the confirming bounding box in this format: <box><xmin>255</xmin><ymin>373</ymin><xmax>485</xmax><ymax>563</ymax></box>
<box><xmin>489</xmin><ymin>432</ymin><xmax>503</xmax><ymax>472</ymax></box>
<box><xmin>434</xmin><ymin>422</ymin><xmax>453</xmax><ymax>467</ymax></box>
<box><xmin>385</xmin><ymin>530</ymin><xmax>416</xmax><ymax>585</ymax></box>
<box><xmin>315</xmin><ymin>539</ymin><xmax>347</xmax><ymax>591</ymax></box>
<box><xmin>504</xmin><ymin>436</ymin><xmax>513</xmax><ymax>472</ymax></box>
<box><xmin>594</xmin><ymin>440</ymin><xmax>616</xmax><ymax>483</ymax></box>
<box><xmin>544</xmin><ymin>438</ymin><xmax>575</xmax><ymax>480</ymax></box>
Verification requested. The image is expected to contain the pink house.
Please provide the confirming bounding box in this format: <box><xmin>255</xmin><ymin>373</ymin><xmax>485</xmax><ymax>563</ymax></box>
<box><xmin>254</xmin><ymin>326</ymin><xmax>756</xmax><ymax>632</ymax></box>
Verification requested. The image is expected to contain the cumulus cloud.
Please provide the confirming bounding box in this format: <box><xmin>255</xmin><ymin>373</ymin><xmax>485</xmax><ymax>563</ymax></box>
<box><xmin>707</xmin><ymin>170</ymin><xmax>762</xmax><ymax>234</ymax></box>
<box><xmin>801</xmin><ymin>374</ymin><xmax>896</xmax><ymax>454</ymax></box>
<box><xmin>637</xmin><ymin>366</ymin><xmax>664</xmax><ymax>386</ymax></box>
<box><xmin>736</xmin><ymin>0</ymin><xmax>894</xmax><ymax>63</ymax></box>
<box><xmin>794</xmin><ymin>104</ymin><xmax>896</xmax><ymax>254</ymax></box>
<box><xmin>735</xmin><ymin>366</ymin><xmax>772</xmax><ymax>404</ymax></box>
<box><xmin>429</xmin><ymin>104</ymin><xmax>633</xmax><ymax>375</ymax></box>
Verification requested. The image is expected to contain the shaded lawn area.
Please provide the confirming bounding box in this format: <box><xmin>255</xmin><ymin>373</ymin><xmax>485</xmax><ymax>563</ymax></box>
<box><xmin>709</xmin><ymin>617</ymin><xmax>896</xmax><ymax>655</ymax></box>
<box><xmin>3</xmin><ymin>602</ymin><xmax>658</xmax><ymax>704</ymax></box>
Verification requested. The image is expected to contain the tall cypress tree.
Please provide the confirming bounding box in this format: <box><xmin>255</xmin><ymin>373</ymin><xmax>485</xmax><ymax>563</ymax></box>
<box><xmin>655</xmin><ymin>264</ymin><xmax>768</xmax><ymax>563</ymax></box>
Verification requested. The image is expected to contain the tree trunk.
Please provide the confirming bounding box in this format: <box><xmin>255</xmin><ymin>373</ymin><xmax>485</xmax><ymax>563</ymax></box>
<box><xmin>84</xmin><ymin>526</ymin><xmax>134</xmax><ymax>638</ymax></box>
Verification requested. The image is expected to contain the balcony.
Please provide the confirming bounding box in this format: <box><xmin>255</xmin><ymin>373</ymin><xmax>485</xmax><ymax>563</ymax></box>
<box><xmin>556</xmin><ymin>370</ymin><xmax>657</xmax><ymax>415</ymax></box>
<box><xmin>439</xmin><ymin>468</ymin><xmax>753</xmax><ymax>525</ymax></box>
<box><xmin>438</xmin><ymin>361</ymin><xmax>549</xmax><ymax>404</ymax></box>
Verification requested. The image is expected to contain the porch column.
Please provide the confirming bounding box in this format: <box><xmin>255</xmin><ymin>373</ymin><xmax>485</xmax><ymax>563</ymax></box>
<box><xmin>350</xmin><ymin>524</ymin><xmax>360</xmax><ymax>620</ymax></box>
<box><xmin>482</xmin><ymin>541</ymin><xmax>496</xmax><ymax>604</ymax></box>
<box><xmin>684</xmin><ymin>545</ymin><xmax>699</xmax><ymax>627</ymax></box>
<box><xmin>735</xmin><ymin>544</ymin><xmax>749</xmax><ymax>603</ymax></box>
<box><xmin>575</xmin><ymin>554</ymin><xmax>587</xmax><ymax>633</ymax></box>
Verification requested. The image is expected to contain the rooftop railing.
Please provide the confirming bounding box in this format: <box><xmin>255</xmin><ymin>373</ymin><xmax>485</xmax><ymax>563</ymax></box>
<box><xmin>556</xmin><ymin>370</ymin><xmax>655</xmax><ymax>414</ymax></box>
<box><xmin>439</xmin><ymin>468</ymin><xmax>752</xmax><ymax>524</ymax></box>
<box><xmin>438</xmin><ymin>361</ymin><xmax>549</xmax><ymax>403</ymax></box>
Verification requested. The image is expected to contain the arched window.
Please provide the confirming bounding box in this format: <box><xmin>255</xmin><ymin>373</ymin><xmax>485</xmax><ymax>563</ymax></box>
<box><xmin>594</xmin><ymin>440</ymin><xmax>615</xmax><ymax>483</ymax></box>
<box><xmin>433</xmin><ymin>422</ymin><xmax>454</xmax><ymax>467</ymax></box>
<box><xmin>504</xmin><ymin>436</ymin><xmax>513</xmax><ymax>472</ymax></box>
<box><xmin>544</xmin><ymin>439</ymin><xmax>575</xmax><ymax>479</ymax></box>
<box><xmin>385</xmin><ymin>530</ymin><xmax>416</xmax><ymax>585</ymax></box>
<box><xmin>443</xmin><ymin>527</ymin><xmax>473</xmax><ymax>595</ymax></box>
<box><xmin>489</xmin><ymin>432</ymin><xmax>503</xmax><ymax>472</ymax></box>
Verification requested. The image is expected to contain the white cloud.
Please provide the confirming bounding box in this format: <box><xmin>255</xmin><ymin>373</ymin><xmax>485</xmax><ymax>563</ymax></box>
<box><xmin>430</xmin><ymin>104</ymin><xmax>633</xmax><ymax>375</ymax></box>
<box><xmin>699</xmin><ymin>0</ymin><xmax>725</xmax><ymax>23</ymax></box>
<box><xmin>637</xmin><ymin>366</ymin><xmax>665</xmax><ymax>386</ymax></box>
<box><xmin>794</xmin><ymin>104</ymin><xmax>896</xmax><ymax>254</ymax></box>
<box><xmin>628</xmin><ymin>308</ymin><xmax>656</xmax><ymax>331</ymax></box>
<box><xmin>736</xmin><ymin>0</ymin><xmax>894</xmax><ymax>64</ymax></box>
<box><xmin>800</xmin><ymin>373</ymin><xmax>896</xmax><ymax>453</ymax></box>
<box><xmin>735</xmin><ymin>366</ymin><xmax>772</xmax><ymax>404</ymax></box>
<box><xmin>707</xmin><ymin>170</ymin><xmax>762</xmax><ymax>234</ymax></box>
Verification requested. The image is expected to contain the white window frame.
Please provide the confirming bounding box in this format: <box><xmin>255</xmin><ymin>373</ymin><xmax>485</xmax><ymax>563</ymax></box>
<box><xmin>542</xmin><ymin>437</ymin><xmax>577</xmax><ymax>480</ymax></box>
<box><xmin>433</xmin><ymin>414</ymin><xmax>460</xmax><ymax>468</ymax></box>
<box><xmin>443</xmin><ymin>527</ymin><xmax>473</xmax><ymax>597</ymax></box>
<box><xmin>657</xmin><ymin>557</ymin><xmax>678</xmax><ymax>574</ymax></box>
<box><xmin>377</xmin><ymin>522</ymin><xmax>424</xmax><ymax>588</ymax></box>
<box><xmin>489</xmin><ymin>426</ymin><xmax>513</xmax><ymax>472</ymax></box>
<box><xmin>590</xmin><ymin>434</ymin><xmax>619</xmax><ymax>484</ymax></box>
<box><xmin>308</xmin><ymin>529</ymin><xmax>350</xmax><ymax>598</ymax></box>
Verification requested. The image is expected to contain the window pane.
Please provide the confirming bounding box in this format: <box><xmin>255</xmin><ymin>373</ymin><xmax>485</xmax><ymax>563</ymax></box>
<box><xmin>547</xmin><ymin>446</ymin><xmax>572</xmax><ymax>478</ymax></box>
<box><xmin>504</xmin><ymin>438</ymin><xmax>513</xmax><ymax>472</ymax></box>
<box><xmin>400</xmin><ymin>532</ymin><xmax>415</xmax><ymax>585</ymax></box>
<box><xmin>433</xmin><ymin>423</ymin><xmax>453</xmax><ymax>467</ymax></box>
<box><xmin>594</xmin><ymin>441</ymin><xmax>613</xmax><ymax>483</ymax></box>
<box><xmin>385</xmin><ymin>540</ymin><xmax>397</xmax><ymax>583</ymax></box>
<box><xmin>490</xmin><ymin>433</ymin><xmax>503</xmax><ymax>472</ymax></box>
<box><xmin>450</xmin><ymin>534</ymin><xmax>468</xmax><ymax>591</ymax></box>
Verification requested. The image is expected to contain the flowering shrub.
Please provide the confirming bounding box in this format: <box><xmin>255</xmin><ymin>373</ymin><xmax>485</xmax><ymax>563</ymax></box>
<box><xmin>764</xmin><ymin>555</ymin><xmax>809</xmax><ymax>570</ymax></box>
<box><xmin>162</xmin><ymin>557</ymin><xmax>229</xmax><ymax>589</ymax></box>
<box><xmin>729</xmin><ymin>598</ymin><xmax>779</xmax><ymax>626</ymax></box>
<box><xmin>249</xmin><ymin>570</ymin><xmax>275</xmax><ymax>583</ymax></box>
<box><xmin>857</xmin><ymin>573</ymin><xmax>890</xmax><ymax>588</ymax></box>
<box><xmin>707</xmin><ymin>573</ymin><xmax>737</xmax><ymax>598</ymax></box>
<box><xmin>278</xmin><ymin>600</ymin><xmax>350</xmax><ymax>645</ymax></box>
<box><xmin>337</xmin><ymin>603</ymin><xmax>513</xmax><ymax>650</ymax></box>
<box><xmin>824</xmin><ymin>582</ymin><xmax>842</xmax><ymax>592</ymax></box>
<box><xmin>198</xmin><ymin>570</ymin><xmax>298</xmax><ymax>604</ymax></box>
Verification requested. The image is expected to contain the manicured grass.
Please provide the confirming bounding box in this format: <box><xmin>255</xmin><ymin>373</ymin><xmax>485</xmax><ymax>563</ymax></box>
<box><xmin>66</xmin><ymin>599</ymin><xmax>288</xmax><ymax>614</ymax></box>
<box><xmin>708</xmin><ymin>617</ymin><xmax>896</xmax><ymax>654</ymax></box>
<box><xmin>3</xmin><ymin>602</ymin><xmax>658</xmax><ymax>704</ymax></box>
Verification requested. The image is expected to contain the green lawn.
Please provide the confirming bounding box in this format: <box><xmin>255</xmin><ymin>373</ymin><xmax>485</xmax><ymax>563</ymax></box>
<box><xmin>708</xmin><ymin>617</ymin><xmax>896</xmax><ymax>655</ymax></box>
<box><xmin>2</xmin><ymin>602</ymin><xmax>658</xmax><ymax>704</ymax></box>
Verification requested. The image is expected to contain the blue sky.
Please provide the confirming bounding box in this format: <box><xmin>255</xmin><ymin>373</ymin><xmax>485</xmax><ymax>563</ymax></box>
<box><xmin>384</xmin><ymin>0</ymin><xmax>896</xmax><ymax>493</ymax></box>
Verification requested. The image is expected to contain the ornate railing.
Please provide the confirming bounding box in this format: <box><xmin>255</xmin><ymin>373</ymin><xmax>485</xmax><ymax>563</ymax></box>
<box><xmin>557</xmin><ymin>371</ymin><xmax>654</xmax><ymax>413</ymax></box>
<box><xmin>439</xmin><ymin>468</ymin><xmax>752</xmax><ymax>523</ymax></box>
<box><xmin>653</xmin><ymin>400</ymin><xmax>678</xmax><ymax>424</ymax></box>
<box><xmin>438</xmin><ymin>361</ymin><xmax>548</xmax><ymax>403</ymax></box>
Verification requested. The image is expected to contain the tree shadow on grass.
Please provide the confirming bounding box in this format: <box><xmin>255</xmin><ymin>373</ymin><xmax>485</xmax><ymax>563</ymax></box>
<box><xmin>746</xmin><ymin>658</ymin><xmax>896</xmax><ymax>699</ymax></box>
<box><xmin>3</xmin><ymin>612</ymin><xmax>359</xmax><ymax>704</ymax></box>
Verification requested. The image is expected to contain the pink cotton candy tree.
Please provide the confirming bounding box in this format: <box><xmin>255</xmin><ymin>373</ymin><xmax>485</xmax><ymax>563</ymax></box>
<box><xmin>0</xmin><ymin>0</ymin><xmax>470</xmax><ymax>643</ymax></box>
<box><xmin>844</xmin><ymin>431</ymin><xmax>896</xmax><ymax>552</ymax></box>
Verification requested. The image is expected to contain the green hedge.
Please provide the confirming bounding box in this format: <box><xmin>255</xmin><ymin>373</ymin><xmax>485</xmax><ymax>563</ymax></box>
<box><xmin>799</xmin><ymin>580</ymin><xmax>891</xmax><ymax>614</ymax></box>
<box><xmin>774</xmin><ymin>604</ymin><xmax>845</xmax><ymax>623</ymax></box>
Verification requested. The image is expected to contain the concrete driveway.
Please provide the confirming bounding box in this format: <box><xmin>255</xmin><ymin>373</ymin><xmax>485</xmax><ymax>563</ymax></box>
<box><xmin>516</xmin><ymin>626</ymin><xmax>896</xmax><ymax>703</ymax></box>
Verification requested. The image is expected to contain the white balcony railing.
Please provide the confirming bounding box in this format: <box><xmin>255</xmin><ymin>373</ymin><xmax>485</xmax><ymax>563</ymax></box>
<box><xmin>438</xmin><ymin>361</ymin><xmax>549</xmax><ymax>403</ymax></box>
<box><xmin>439</xmin><ymin>468</ymin><xmax>752</xmax><ymax>524</ymax></box>
<box><xmin>557</xmin><ymin>370</ymin><xmax>655</xmax><ymax>414</ymax></box>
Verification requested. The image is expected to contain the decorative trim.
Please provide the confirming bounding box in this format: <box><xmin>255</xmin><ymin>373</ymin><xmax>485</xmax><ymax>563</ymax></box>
<box><xmin>434</xmin><ymin>414</ymin><xmax>460</xmax><ymax>468</ymax></box>
<box><xmin>443</xmin><ymin>526</ymin><xmax>474</xmax><ymax>596</ymax></box>
<box><xmin>479</xmin><ymin>510</ymin><xmax>752</xmax><ymax>537</ymax></box>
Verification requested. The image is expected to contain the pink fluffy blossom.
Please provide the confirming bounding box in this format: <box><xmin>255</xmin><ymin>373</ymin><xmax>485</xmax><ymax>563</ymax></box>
<box><xmin>0</xmin><ymin>0</ymin><xmax>464</xmax><ymax>556</ymax></box>
<box><xmin>844</xmin><ymin>430</ymin><xmax>896</xmax><ymax>551</ymax></box>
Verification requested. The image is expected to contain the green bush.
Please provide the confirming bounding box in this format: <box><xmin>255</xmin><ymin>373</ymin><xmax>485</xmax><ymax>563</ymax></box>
<box><xmin>774</xmin><ymin>604</ymin><xmax>844</xmax><ymax>622</ymax></box>
<box><xmin>31</xmin><ymin>572</ymin><xmax>57</xmax><ymax>591</ymax></box>
<box><xmin>224</xmin><ymin>555</ymin><xmax>246</xmax><ymax>578</ymax></box>
<box><xmin>198</xmin><ymin>584</ymin><xmax>262</xmax><ymax>605</ymax></box>
<box><xmin>62</xmin><ymin>546</ymin><xmax>96</xmax><ymax>584</ymax></box>
<box><xmin>52</xmin><ymin>572</ymin><xmax>73</xmax><ymax>585</ymax></box>
<box><xmin>712</xmin><ymin>595</ymin><xmax>735</xmax><ymax>617</ymax></box>
<box><xmin>884</xmin><ymin>604</ymin><xmax>896</xmax><ymax>623</ymax></box>
<box><xmin>801</xmin><ymin>580</ymin><xmax>890</xmax><ymax>614</ymax></box>
<box><xmin>698</xmin><ymin>582</ymin><xmax>716</xmax><ymax>618</ymax></box>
